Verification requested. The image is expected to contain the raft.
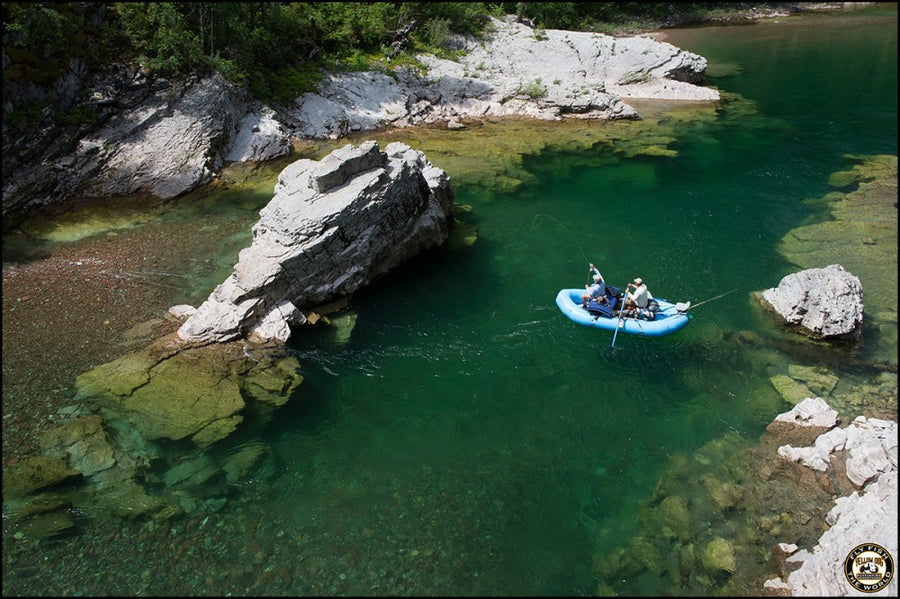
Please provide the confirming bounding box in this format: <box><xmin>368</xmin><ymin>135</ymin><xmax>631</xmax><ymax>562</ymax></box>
<box><xmin>555</xmin><ymin>288</ymin><xmax>690</xmax><ymax>337</ymax></box>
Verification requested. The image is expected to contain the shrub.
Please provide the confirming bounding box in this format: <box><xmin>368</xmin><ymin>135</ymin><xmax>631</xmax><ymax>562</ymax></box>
<box><xmin>517</xmin><ymin>78</ymin><xmax>547</xmax><ymax>99</ymax></box>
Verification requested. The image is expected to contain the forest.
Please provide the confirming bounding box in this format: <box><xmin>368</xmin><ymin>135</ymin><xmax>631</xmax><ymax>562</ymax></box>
<box><xmin>2</xmin><ymin>2</ymin><xmax>792</xmax><ymax>126</ymax></box>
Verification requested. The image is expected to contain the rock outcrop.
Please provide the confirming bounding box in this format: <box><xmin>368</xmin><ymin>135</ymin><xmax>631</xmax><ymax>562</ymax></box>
<box><xmin>761</xmin><ymin>398</ymin><xmax>898</xmax><ymax>596</ymax></box>
<box><xmin>2</xmin><ymin>16</ymin><xmax>717</xmax><ymax>224</ymax></box>
<box><xmin>760</xmin><ymin>264</ymin><xmax>864</xmax><ymax>340</ymax></box>
<box><xmin>177</xmin><ymin>140</ymin><xmax>454</xmax><ymax>344</ymax></box>
<box><xmin>284</xmin><ymin>16</ymin><xmax>718</xmax><ymax>139</ymax></box>
<box><xmin>3</xmin><ymin>72</ymin><xmax>266</xmax><ymax>220</ymax></box>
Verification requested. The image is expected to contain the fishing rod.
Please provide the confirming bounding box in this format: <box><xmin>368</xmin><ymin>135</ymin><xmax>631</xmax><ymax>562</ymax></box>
<box><xmin>676</xmin><ymin>287</ymin><xmax>740</xmax><ymax>312</ymax></box>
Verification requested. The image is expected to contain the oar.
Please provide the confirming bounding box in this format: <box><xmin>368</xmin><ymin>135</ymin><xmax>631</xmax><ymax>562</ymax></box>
<box><xmin>611</xmin><ymin>284</ymin><xmax>628</xmax><ymax>348</ymax></box>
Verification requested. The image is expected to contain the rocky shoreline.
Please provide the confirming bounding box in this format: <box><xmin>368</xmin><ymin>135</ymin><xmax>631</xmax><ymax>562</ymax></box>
<box><xmin>2</xmin><ymin>16</ymin><xmax>717</xmax><ymax>226</ymax></box>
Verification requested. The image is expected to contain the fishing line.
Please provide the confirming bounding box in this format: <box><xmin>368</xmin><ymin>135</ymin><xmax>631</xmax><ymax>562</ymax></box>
<box><xmin>530</xmin><ymin>213</ymin><xmax>592</xmax><ymax>268</ymax></box>
<box><xmin>689</xmin><ymin>287</ymin><xmax>740</xmax><ymax>309</ymax></box>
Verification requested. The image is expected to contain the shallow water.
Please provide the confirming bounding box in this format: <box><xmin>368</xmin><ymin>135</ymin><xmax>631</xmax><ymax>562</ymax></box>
<box><xmin>2</xmin><ymin>7</ymin><xmax>897</xmax><ymax>597</ymax></box>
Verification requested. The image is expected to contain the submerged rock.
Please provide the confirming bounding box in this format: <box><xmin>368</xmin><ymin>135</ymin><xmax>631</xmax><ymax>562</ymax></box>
<box><xmin>178</xmin><ymin>140</ymin><xmax>454</xmax><ymax>344</ymax></box>
<box><xmin>658</xmin><ymin>495</ymin><xmax>692</xmax><ymax>540</ymax></box>
<box><xmin>74</xmin><ymin>334</ymin><xmax>303</xmax><ymax>447</ymax></box>
<box><xmin>39</xmin><ymin>414</ymin><xmax>116</xmax><ymax>477</ymax></box>
<box><xmin>223</xmin><ymin>443</ymin><xmax>267</xmax><ymax>483</ymax></box>
<box><xmin>702</xmin><ymin>536</ymin><xmax>737</xmax><ymax>575</ymax></box>
<box><xmin>3</xmin><ymin>455</ymin><xmax>82</xmax><ymax>499</ymax></box>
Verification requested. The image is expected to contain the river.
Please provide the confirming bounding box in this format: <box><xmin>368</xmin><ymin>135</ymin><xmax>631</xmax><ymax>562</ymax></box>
<box><xmin>2</xmin><ymin>7</ymin><xmax>897</xmax><ymax>596</ymax></box>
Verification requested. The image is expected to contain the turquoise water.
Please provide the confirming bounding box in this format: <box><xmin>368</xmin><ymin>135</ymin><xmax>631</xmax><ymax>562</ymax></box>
<box><xmin>3</xmin><ymin>8</ymin><xmax>897</xmax><ymax>597</ymax></box>
<box><xmin>265</xmin><ymin>9</ymin><xmax>896</xmax><ymax>595</ymax></box>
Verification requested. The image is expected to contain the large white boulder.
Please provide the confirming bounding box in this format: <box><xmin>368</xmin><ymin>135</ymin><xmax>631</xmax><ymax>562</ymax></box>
<box><xmin>761</xmin><ymin>264</ymin><xmax>864</xmax><ymax>339</ymax></box>
<box><xmin>178</xmin><ymin>141</ymin><xmax>453</xmax><ymax>343</ymax></box>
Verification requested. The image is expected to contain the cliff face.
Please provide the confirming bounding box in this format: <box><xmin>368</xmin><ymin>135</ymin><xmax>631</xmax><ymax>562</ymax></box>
<box><xmin>2</xmin><ymin>16</ymin><xmax>717</xmax><ymax>226</ymax></box>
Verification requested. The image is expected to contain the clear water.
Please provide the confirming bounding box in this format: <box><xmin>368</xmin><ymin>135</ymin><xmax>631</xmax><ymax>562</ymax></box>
<box><xmin>3</xmin><ymin>8</ymin><xmax>897</xmax><ymax>597</ymax></box>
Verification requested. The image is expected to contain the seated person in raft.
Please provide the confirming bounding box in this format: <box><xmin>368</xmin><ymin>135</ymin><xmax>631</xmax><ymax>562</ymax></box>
<box><xmin>581</xmin><ymin>263</ymin><xmax>608</xmax><ymax>308</ymax></box>
<box><xmin>620</xmin><ymin>277</ymin><xmax>653</xmax><ymax>319</ymax></box>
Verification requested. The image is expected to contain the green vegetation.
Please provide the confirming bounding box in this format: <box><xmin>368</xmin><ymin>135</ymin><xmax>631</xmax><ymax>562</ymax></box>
<box><xmin>2</xmin><ymin>2</ymin><xmax>798</xmax><ymax>129</ymax></box>
<box><xmin>496</xmin><ymin>2</ymin><xmax>796</xmax><ymax>34</ymax></box>
<box><xmin>517</xmin><ymin>78</ymin><xmax>548</xmax><ymax>99</ymax></box>
<box><xmin>2</xmin><ymin>2</ymin><xmax>495</xmax><ymax>119</ymax></box>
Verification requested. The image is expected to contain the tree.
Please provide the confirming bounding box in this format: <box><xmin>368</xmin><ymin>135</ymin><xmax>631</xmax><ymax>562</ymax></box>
<box><xmin>115</xmin><ymin>2</ymin><xmax>202</xmax><ymax>75</ymax></box>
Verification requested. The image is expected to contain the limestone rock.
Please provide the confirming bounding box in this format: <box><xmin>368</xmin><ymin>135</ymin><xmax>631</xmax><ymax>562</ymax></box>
<box><xmin>843</xmin><ymin>416</ymin><xmax>897</xmax><ymax>487</ymax></box>
<box><xmin>162</xmin><ymin>454</ymin><xmax>218</xmax><ymax>487</ymax></box>
<box><xmin>169</xmin><ymin>304</ymin><xmax>198</xmax><ymax>320</ymax></box>
<box><xmin>191</xmin><ymin>415</ymin><xmax>244</xmax><ymax>449</ymax></box>
<box><xmin>658</xmin><ymin>495</ymin><xmax>692</xmax><ymax>540</ymax></box>
<box><xmin>772</xmin><ymin>397</ymin><xmax>839</xmax><ymax>429</ymax></box>
<box><xmin>178</xmin><ymin>141</ymin><xmax>454</xmax><ymax>343</ymax></box>
<box><xmin>3</xmin><ymin>16</ymin><xmax>719</xmax><ymax>223</ymax></box>
<box><xmin>777</xmin><ymin>414</ymin><xmax>895</xmax><ymax>482</ymax></box>
<box><xmin>766</xmin><ymin>397</ymin><xmax>839</xmax><ymax>447</ymax></box>
<box><xmin>4</xmin><ymin>73</ymin><xmax>252</xmax><ymax>220</ymax></box>
<box><xmin>99</xmin><ymin>478</ymin><xmax>172</xmax><ymax>520</ymax></box>
<box><xmin>11</xmin><ymin>494</ymin><xmax>72</xmax><ymax>520</ymax></box>
<box><xmin>768</xmin><ymin>374</ymin><xmax>814</xmax><ymax>406</ymax></box>
<box><xmin>284</xmin><ymin>16</ymin><xmax>719</xmax><ymax>138</ymax></box>
<box><xmin>222</xmin><ymin>443</ymin><xmax>267</xmax><ymax>483</ymax></box>
<box><xmin>224</xmin><ymin>104</ymin><xmax>290</xmax><ymax>163</ymax></box>
<box><xmin>765</xmin><ymin>412</ymin><xmax>897</xmax><ymax>595</ymax></box>
<box><xmin>80</xmin><ymin>343</ymin><xmax>246</xmax><ymax>443</ymax></box>
<box><xmin>781</xmin><ymin>471</ymin><xmax>898</xmax><ymax>596</ymax></box>
<box><xmin>243</xmin><ymin>356</ymin><xmax>304</xmax><ymax>406</ymax></box>
<box><xmin>760</xmin><ymin>264</ymin><xmax>863</xmax><ymax>340</ymax></box>
<box><xmin>762</xmin><ymin>577</ymin><xmax>791</xmax><ymax>594</ymax></box>
<box><xmin>786</xmin><ymin>365</ymin><xmax>839</xmax><ymax>397</ymax></box>
<box><xmin>17</xmin><ymin>510</ymin><xmax>77</xmax><ymax>540</ymax></box>
<box><xmin>700</xmin><ymin>474</ymin><xmax>743</xmax><ymax>511</ymax></box>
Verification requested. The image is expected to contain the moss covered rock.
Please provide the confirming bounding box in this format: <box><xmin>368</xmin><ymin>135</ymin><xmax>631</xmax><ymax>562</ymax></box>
<box><xmin>3</xmin><ymin>455</ymin><xmax>82</xmax><ymax>499</ymax></box>
<box><xmin>702</xmin><ymin>536</ymin><xmax>737</xmax><ymax>574</ymax></box>
<box><xmin>769</xmin><ymin>374</ymin><xmax>813</xmax><ymax>405</ymax></box>
<box><xmin>74</xmin><ymin>334</ymin><xmax>302</xmax><ymax>447</ymax></box>
<box><xmin>658</xmin><ymin>495</ymin><xmax>692</xmax><ymax>540</ymax></box>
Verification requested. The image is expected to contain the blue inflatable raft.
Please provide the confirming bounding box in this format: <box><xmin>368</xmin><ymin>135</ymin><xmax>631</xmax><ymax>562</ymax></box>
<box><xmin>555</xmin><ymin>288</ymin><xmax>691</xmax><ymax>337</ymax></box>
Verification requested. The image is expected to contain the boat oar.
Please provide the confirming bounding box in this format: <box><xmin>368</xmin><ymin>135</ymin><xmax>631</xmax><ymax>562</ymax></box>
<box><xmin>611</xmin><ymin>285</ymin><xmax>628</xmax><ymax>348</ymax></box>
